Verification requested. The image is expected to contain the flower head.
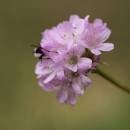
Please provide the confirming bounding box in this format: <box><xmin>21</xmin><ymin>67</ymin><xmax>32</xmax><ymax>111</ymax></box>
<box><xmin>34</xmin><ymin>15</ymin><xmax>114</xmax><ymax>105</ymax></box>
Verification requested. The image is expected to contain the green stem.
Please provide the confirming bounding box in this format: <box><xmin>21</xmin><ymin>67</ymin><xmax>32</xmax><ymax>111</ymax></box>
<box><xmin>96</xmin><ymin>68</ymin><xmax>130</xmax><ymax>94</ymax></box>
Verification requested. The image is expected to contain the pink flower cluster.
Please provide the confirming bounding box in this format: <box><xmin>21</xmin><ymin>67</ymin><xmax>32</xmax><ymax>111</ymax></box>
<box><xmin>34</xmin><ymin>15</ymin><xmax>114</xmax><ymax>105</ymax></box>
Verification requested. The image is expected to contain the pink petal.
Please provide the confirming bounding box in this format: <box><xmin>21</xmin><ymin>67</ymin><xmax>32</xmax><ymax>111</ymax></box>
<box><xmin>57</xmin><ymin>21</ymin><xmax>73</xmax><ymax>34</ymax></box>
<box><xmin>81</xmin><ymin>75</ymin><xmax>92</xmax><ymax>86</ymax></box>
<box><xmin>65</xmin><ymin>64</ymin><xmax>78</xmax><ymax>72</ymax></box>
<box><xmin>49</xmin><ymin>27</ymin><xmax>63</xmax><ymax>43</ymax></box>
<box><xmin>38</xmin><ymin>77</ymin><xmax>55</xmax><ymax>91</ymax></box>
<box><xmin>78</xmin><ymin>58</ymin><xmax>92</xmax><ymax>70</ymax></box>
<box><xmin>92</xmin><ymin>19</ymin><xmax>111</xmax><ymax>42</ymax></box>
<box><xmin>57</xmin><ymin>89</ymin><xmax>68</xmax><ymax>103</ymax></box>
<box><xmin>98</xmin><ymin>43</ymin><xmax>114</xmax><ymax>51</ymax></box>
<box><xmin>68</xmin><ymin>90</ymin><xmax>77</xmax><ymax>105</ymax></box>
<box><xmin>43</xmin><ymin>84</ymin><xmax>55</xmax><ymax>91</ymax></box>
<box><xmin>69</xmin><ymin>97</ymin><xmax>77</xmax><ymax>105</ymax></box>
<box><xmin>35</xmin><ymin>61</ymin><xmax>51</xmax><ymax>75</ymax></box>
<box><xmin>69</xmin><ymin>15</ymin><xmax>84</xmax><ymax>34</ymax></box>
<box><xmin>74</xmin><ymin>45</ymin><xmax>85</xmax><ymax>56</ymax></box>
<box><xmin>99</xmin><ymin>29</ymin><xmax>111</xmax><ymax>42</ymax></box>
<box><xmin>44</xmin><ymin>72</ymin><xmax>56</xmax><ymax>84</ymax></box>
<box><xmin>57</xmin><ymin>70</ymin><xmax>65</xmax><ymax>80</ymax></box>
<box><xmin>35</xmin><ymin>62</ymin><xmax>43</xmax><ymax>75</ymax></box>
<box><xmin>67</xmin><ymin>41</ymin><xmax>74</xmax><ymax>50</ymax></box>
<box><xmin>93</xmin><ymin>19</ymin><xmax>103</xmax><ymax>28</ymax></box>
<box><xmin>84</xmin><ymin>15</ymin><xmax>90</xmax><ymax>21</ymax></box>
<box><xmin>69</xmin><ymin>15</ymin><xmax>80</xmax><ymax>23</ymax></box>
<box><xmin>91</xmin><ymin>49</ymin><xmax>101</xmax><ymax>55</ymax></box>
<box><xmin>72</xmin><ymin>82</ymin><xmax>84</xmax><ymax>95</ymax></box>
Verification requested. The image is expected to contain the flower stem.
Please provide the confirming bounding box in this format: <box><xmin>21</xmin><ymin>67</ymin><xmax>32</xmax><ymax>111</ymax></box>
<box><xmin>96</xmin><ymin>68</ymin><xmax>130</xmax><ymax>94</ymax></box>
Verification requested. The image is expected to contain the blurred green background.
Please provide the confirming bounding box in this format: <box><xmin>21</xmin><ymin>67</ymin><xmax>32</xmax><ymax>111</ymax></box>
<box><xmin>0</xmin><ymin>0</ymin><xmax>130</xmax><ymax>130</ymax></box>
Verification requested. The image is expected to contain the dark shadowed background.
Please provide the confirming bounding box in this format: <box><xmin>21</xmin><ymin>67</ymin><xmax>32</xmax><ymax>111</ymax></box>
<box><xmin>0</xmin><ymin>0</ymin><xmax>130</xmax><ymax>130</ymax></box>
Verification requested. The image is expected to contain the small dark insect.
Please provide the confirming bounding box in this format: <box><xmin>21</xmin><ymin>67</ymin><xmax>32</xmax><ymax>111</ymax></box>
<box><xmin>31</xmin><ymin>44</ymin><xmax>57</xmax><ymax>60</ymax></box>
<box><xmin>31</xmin><ymin>44</ymin><xmax>46</xmax><ymax>60</ymax></box>
<box><xmin>34</xmin><ymin>46</ymin><xmax>45</xmax><ymax>60</ymax></box>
